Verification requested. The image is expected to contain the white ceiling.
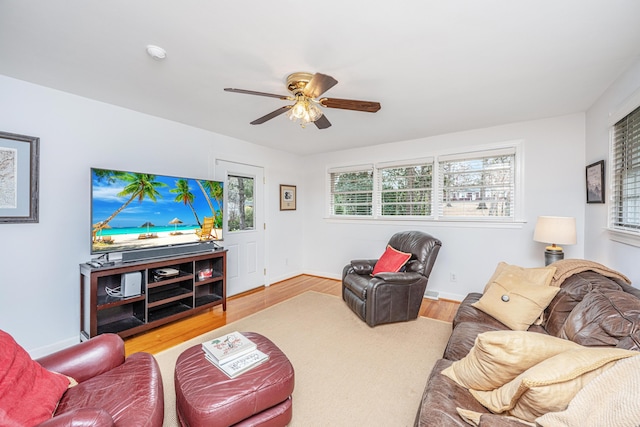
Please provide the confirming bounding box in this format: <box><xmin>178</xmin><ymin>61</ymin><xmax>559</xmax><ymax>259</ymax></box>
<box><xmin>1</xmin><ymin>1</ymin><xmax>640</xmax><ymax>156</ymax></box>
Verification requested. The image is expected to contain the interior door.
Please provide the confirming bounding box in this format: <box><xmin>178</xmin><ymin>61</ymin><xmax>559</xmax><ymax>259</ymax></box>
<box><xmin>215</xmin><ymin>160</ymin><xmax>265</xmax><ymax>296</ymax></box>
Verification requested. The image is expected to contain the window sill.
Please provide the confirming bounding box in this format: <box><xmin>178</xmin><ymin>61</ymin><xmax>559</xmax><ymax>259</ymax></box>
<box><xmin>607</xmin><ymin>228</ymin><xmax>640</xmax><ymax>248</ymax></box>
<box><xmin>324</xmin><ymin>217</ymin><xmax>526</xmax><ymax>229</ymax></box>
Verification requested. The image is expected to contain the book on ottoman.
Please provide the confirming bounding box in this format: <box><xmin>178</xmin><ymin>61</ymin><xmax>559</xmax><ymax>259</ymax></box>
<box><xmin>202</xmin><ymin>331</ymin><xmax>257</xmax><ymax>365</ymax></box>
<box><xmin>201</xmin><ymin>331</ymin><xmax>270</xmax><ymax>377</ymax></box>
<box><xmin>205</xmin><ymin>348</ymin><xmax>269</xmax><ymax>378</ymax></box>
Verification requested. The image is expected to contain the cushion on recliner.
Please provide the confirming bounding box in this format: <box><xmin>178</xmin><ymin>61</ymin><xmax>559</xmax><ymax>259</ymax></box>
<box><xmin>0</xmin><ymin>330</ymin><xmax>71</xmax><ymax>426</ymax></box>
<box><xmin>372</xmin><ymin>245</ymin><xmax>411</xmax><ymax>275</ymax></box>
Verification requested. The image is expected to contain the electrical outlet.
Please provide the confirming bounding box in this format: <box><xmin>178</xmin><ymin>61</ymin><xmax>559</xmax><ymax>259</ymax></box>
<box><xmin>450</xmin><ymin>272</ymin><xmax>457</xmax><ymax>282</ymax></box>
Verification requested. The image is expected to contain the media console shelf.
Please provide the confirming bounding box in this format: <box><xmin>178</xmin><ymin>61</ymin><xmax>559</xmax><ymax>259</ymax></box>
<box><xmin>80</xmin><ymin>250</ymin><xmax>226</xmax><ymax>340</ymax></box>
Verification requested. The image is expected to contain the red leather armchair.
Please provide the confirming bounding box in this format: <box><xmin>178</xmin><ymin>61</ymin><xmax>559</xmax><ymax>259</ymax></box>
<box><xmin>36</xmin><ymin>333</ymin><xmax>164</xmax><ymax>427</ymax></box>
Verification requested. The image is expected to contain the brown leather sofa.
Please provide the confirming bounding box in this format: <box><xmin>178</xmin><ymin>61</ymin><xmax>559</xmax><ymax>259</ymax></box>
<box><xmin>36</xmin><ymin>333</ymin><xmax>164</xmax><ymax>427</ymax></box>
<box><xmin>415</xmin><ymin>269</ymin><xmax>640</xmax><ymax>426</ymax></box>
<box><xmin>342</xmin><ymin>230</ymin><xmax>442</xmax><ymax>327</ymax></box>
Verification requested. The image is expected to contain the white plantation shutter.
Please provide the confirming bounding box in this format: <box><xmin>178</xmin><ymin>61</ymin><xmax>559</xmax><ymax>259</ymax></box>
<box><xmin>610</xmin><ymin>105</ymin><xmax>640</xmax><ymax>233</ymax></box>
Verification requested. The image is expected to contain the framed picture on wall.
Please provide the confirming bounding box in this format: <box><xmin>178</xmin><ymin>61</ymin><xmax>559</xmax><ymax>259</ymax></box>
<box><xmin>0</xmin><ymin>131</ymin><xmax>40</xmax><ymax>223</ymax></box>
<box><xmin>280</xmin><ymin>184</ymin><xmax>296</xmax><ymax>211</ymax></box>
<box><xmin>586</xmin><ymin>160</ymin><xmax>605</xmax><ymax>204</ymax></box>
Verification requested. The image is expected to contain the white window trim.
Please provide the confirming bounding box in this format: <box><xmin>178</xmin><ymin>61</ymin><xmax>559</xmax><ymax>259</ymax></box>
<box><xmin>607</xmin><ymin>228</ymin><xmax>640</xmax><ymax>248</ymax></box>
<box><xmin>606</xmin><ymin>87</ymin><xmax>640</xmax><ymax>247</ymax></box>
<box><xmin>325</xmin><ymin>140</ymin><xmax>525</xmax><ymax>226</ymax></box>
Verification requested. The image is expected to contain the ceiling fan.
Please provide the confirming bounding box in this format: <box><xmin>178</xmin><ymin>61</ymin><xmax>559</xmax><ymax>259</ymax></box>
<box><xmin>224</xmin><ymin>72</ymin><xmax>381</xmax><ymax>129</ymax></box>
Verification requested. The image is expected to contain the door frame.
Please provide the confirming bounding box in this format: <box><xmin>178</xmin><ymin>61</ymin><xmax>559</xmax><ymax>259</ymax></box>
<box><xmin>213</xmin><ymin>158</ymin><xmax>267</xmax><ymax>293</ymax></box>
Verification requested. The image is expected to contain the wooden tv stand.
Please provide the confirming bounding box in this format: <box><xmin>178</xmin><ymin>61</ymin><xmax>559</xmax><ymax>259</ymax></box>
<box><xmin>80</xmin><ymin>250</ymin><xmax>226</xmax><ymax>340</ymax></box>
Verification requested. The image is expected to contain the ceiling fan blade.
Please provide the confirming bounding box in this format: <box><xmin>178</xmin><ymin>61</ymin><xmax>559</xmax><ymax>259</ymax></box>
<box><xmin>224</xmin><ymin>88</ymin><xmax>290</xmax><ymax>100</ymax></box>
<box><xmin>314</xmin><ymin>115</ymin><xmax>332</xmax><ymax>129</ymax></box>
<box><xmin>303</xmin><ymin>73</ymin><xmax>338</xmax><ymax>99</ymax></box>
<box><xmin>250</xmin><ymin>106</ymin><xmax>291</xmax><ymax>125</ymax></box>
<box><xmin>320</xmin><ymin>98</ymin><xmax>381</xmax><ymax>113</ymax></box>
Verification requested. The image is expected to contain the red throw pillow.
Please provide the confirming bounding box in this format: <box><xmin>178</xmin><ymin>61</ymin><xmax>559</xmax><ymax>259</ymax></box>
<box><xmin>0</xmin><ymin>330</ymin><xmax>70</xmax><ymax>426</ymax></box>
<box><xmin>372</xmin><ymin>245</ymin><xmax>412</xmax><ymax>275</ymax></box>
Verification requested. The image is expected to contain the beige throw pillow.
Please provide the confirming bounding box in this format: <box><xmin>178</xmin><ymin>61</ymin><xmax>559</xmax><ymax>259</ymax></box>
<box><xmin>470</xmin><ymin>347</ymin><xmax>636</xmax><ymax>422</ymax></box>
<box><xmin>483</xmin><ymin>262</ymin><xmax>556</xmax><ymax>293</ymax></box>
<box><xmin>441</xmin><ymin>330</ymin><xmax>581</xmax><ymax>391</ymax></box>
<box><xmin>472</xmin><ymin>271</ymin><xmax>560</xmax><ymax>331</ymax></box>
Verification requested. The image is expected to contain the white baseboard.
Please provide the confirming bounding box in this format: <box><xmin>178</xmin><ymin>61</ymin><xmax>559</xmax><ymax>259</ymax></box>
<box><xmin>423</xmin><ymin>290</ymin><xmax>440</xmax><ymax>300</ymax></box>
<box><xmin>431</xmin><ymin>290</ymin><xmax>465</xmax><ymax>302</ymax></box>
<box><xmin>28</xmin><ymin>335</ymin><xmax>80</xmax><ymax>359</ymax></box>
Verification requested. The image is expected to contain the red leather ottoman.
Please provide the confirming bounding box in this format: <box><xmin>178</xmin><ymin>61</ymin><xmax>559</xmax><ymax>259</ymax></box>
<box><xmin>174</xmin><ymin>332</ymin><xmax>294</xmax><ymax>427</ymax></box>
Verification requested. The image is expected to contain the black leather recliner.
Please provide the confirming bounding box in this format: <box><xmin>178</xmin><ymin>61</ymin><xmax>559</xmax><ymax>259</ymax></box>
<box><xmin>342</xmin><ymin>231</ymin><xmax>442</xmax><ymax>327</ymax></box>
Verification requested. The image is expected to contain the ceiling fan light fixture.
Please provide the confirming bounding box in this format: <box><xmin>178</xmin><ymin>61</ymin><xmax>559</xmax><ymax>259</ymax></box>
<box><xmin>224</xmin><ymin>71</ymin><xmax>380</xmax><ymax>130</ymax></box>
<box><xmin>286</xmin><ymin>96</ymin><xmax>323</xmax><ymax>128</ymax></box>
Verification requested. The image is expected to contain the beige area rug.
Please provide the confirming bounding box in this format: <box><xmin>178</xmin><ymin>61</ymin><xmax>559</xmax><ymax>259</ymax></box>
<box><xmin>154</xmin><ymin>291</ymin><xmax>452</xmax><ymax>427</ymax></box>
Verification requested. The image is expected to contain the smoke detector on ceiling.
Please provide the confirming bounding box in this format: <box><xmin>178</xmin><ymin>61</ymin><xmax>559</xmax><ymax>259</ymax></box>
<box><xmin>146</xmin><ymin>45</ymin><xmax>167</xmax><ymax>60</ymax></box>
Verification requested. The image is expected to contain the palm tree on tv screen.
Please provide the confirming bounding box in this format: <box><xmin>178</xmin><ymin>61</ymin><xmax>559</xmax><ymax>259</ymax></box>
<box><xmin>171</xmin><ymin>179</ymin><xmax>202</xmax><ymax>227</ymax></box>
<box><xmin>196</xmin><ymin>180</ymin><xmax>224</xmax><ymax>236</ymax></box>
<box><xmin>94</xmin><ymin>171</ymin><xmax>167</xmax><ymax>229</ymax></box>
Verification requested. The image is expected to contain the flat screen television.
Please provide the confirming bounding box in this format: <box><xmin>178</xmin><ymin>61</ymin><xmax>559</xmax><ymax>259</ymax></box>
<box><xmin>91</xmin><ymin>168</ymin><xmax>223</xmax><ymax>257</ymax></box>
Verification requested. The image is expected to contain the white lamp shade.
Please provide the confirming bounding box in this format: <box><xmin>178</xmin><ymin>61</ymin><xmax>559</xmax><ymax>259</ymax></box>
<box><xmin>533</xmin><ymin>216</ymin><xmax>577</xmax><ymax>245</ymax></box>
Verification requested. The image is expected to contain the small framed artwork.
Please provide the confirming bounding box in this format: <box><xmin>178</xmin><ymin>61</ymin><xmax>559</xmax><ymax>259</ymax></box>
<box><xmin>586</xmin><ymin>160</ymin><xmax>605</xmax><ymax>204</ymax></box>
<box><xmin>280</xmin><ymin>184</ymin><xmax>296</xmax><ymax>211</ymax></box>
<box><xmin>0</xmin><ymin>131</ymin><xmax>40</xmax><ymax>223</ymax></box>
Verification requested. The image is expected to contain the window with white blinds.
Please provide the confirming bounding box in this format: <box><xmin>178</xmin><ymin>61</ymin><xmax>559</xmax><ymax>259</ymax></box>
<box><xmin>610</xmin><ymin>105</ymin><xmax>640</xmax><ymax>233</ymax></box>
<box><xmin>377</xmin><ymin>162</ymin><xmax>433</xmax><ymax>217</ymax></box>
<box><xmin>327</xmin><ymin>142</ymin><xmax>521</xmax><ymax>221</ymax></box>
<box><xmin>439</xmin><ymin>148</ymin><xmax>515</xmax><ymax>219</ymax></box>
<box><xmin>329</xmin><ymin>166</ymin><xmax>374</xmax><ymax>216</ymax></box>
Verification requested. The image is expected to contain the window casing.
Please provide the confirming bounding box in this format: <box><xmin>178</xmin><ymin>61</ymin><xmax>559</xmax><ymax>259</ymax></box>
<box><xmin>610</xmin><ymin>105</ymin><xmax>640</xmax><ymax>233</ymax></box>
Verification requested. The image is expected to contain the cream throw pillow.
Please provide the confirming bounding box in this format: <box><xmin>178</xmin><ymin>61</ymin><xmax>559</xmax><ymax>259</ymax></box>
<box><xmin>441</xmin><ymin>330</ymin><xmax>581</xmax><ymax>391</ymax></box>
<box><xmin>472</xmin><ymin>271</ymin><xmax>560</xmax><ymax>331</ymax></box>
<box><xmin>470</xmin><ymin>347</ymin><xmax>636</xmax><ymax>422</ymax></box>
<box><xmin>483</xmin><ymin>262</ymin><xmax>556</xmax><ymax>293</ymax></box>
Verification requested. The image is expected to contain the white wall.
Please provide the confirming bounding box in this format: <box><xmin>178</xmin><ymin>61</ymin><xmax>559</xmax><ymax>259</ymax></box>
<box><xmin>301</xmin><ymin>114</ymin><xmax>587</xmax><ymax>301</ymax></box>
<box><xmin>7</xmin><ymin>60</ymin><xmax>639</xmax><ymax>356</ymax></box>
<box><xmin>585</xmin><ymin>58</ymin><xmax>640</xmax><ymax>283</ymax></box>
<box><xmin>0</xmin><ymin>75</ymin><xmax>305</xmax><ymax>356</ymax></box>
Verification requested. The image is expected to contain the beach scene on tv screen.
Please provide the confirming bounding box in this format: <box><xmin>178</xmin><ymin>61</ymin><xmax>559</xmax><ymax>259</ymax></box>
<box><xmin>91</xmin><ymin>169</ymin><xmax>223</xmax><ymax>254</ymax></box>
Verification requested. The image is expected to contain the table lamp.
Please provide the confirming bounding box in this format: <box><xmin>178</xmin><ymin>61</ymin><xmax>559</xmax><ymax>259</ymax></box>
<box><xmin>533</xmin><ymin>216</ymin><xmax>577</xmax><ymax>265</ymax></box>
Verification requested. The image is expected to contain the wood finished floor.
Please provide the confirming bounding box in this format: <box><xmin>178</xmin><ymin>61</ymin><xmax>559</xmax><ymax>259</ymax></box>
<box><xmin>123</xmin><ymin>275</ymin><xmax>460</xmax><ymax>356</ymax></box>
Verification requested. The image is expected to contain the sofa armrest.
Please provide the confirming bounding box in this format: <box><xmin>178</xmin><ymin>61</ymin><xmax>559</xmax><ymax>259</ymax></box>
<box><xmin>371</xmin><ymin>271</ymin><xmax>423</xmax><ymax>284</ymax></box>
<box><xmin>36</xmin><ymin>334</ymin><xmax>125</xmax><ymax>383</ymax></box>
<box><xmin>349</xmin><ymin>259</ymin><xmax>377</xmax><ymax>275</ymax></box>
<box><xmin>37</xmin><ymin>408</ymin><xmax>115</xmax><ymax>427</ymax></box>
